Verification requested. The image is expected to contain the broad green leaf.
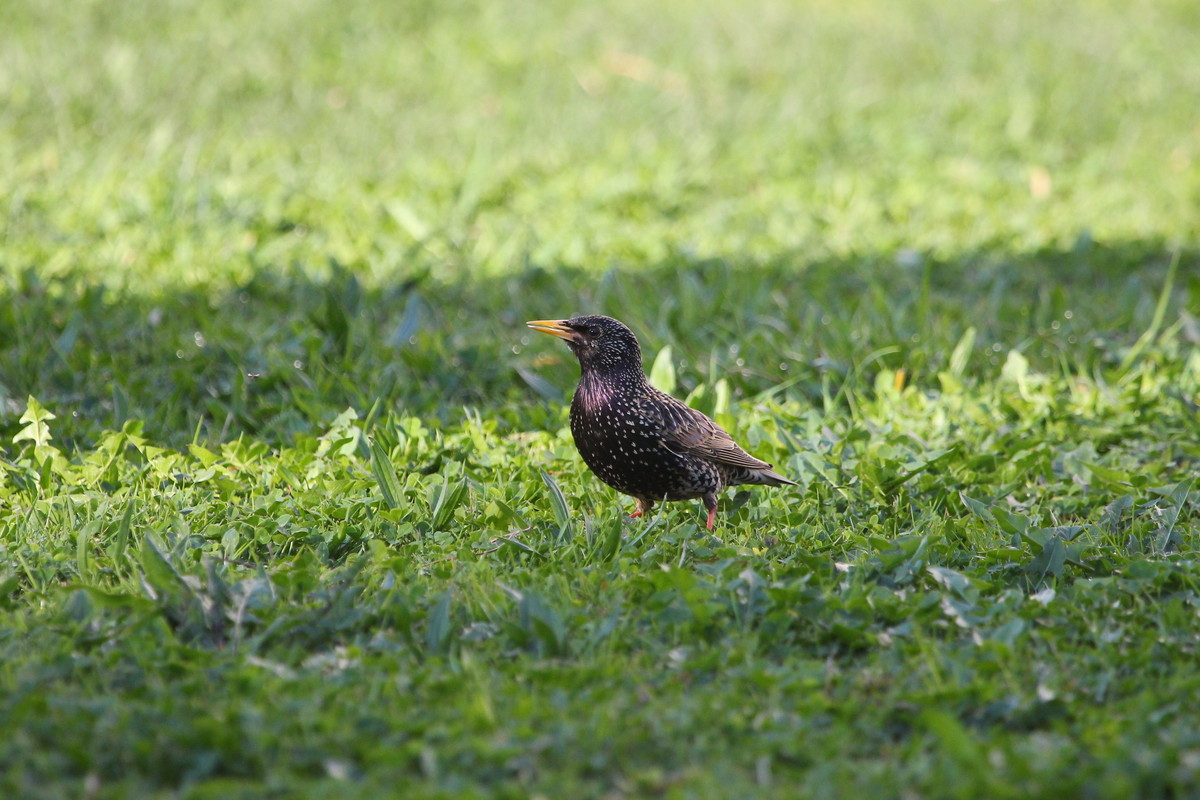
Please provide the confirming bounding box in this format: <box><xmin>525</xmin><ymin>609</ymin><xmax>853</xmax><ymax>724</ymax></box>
<box><xmin>14</xmin><ymin>397</ymin><xmax>55</xmax><ymax>447</ymax></box>
<box><xmin>1026</xmin><ymin>536</ymin><xmax>1066</xmax><ymax>584</ymax></box>
<box><xmin>959</xmin><ymin>493</ymin><xmax>993</xmax><ymax>521</ymax></box>
<box><xmin>1084</xmin><ymin>462</ymin><xmax>1133</xmax><ymax>486</ymax></box>
<box><xmin>991</xmin><ymin>507</ymin><xmax>1029</xmax><ymax>535</ymax></box>
<box><xmin>188</xmin><ymin>444</ymin><xmax>221</xmax><ymax>468</ymax></box>
<box><xmin>649</xmin><ymin>345</ymin><xmax>676</xmax><ymax>394</ymax></box>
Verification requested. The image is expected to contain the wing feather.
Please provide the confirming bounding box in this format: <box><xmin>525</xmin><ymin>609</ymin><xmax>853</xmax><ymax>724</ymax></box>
<box><xmin>640</xmin><ymin>390</ymin><xmax>774</xmax><ymax>470</ymax></box>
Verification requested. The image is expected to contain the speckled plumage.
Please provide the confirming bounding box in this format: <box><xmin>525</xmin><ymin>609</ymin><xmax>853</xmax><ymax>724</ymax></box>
<box><xmin>527</xmin><ymin>315</ymin><xmax>796</xmax><ymax>529</ymax></box>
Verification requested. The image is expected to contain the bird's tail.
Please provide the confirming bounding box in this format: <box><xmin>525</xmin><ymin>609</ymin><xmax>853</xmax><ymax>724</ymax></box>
<box><xmin>739</xmin><ymin>467</ymin><xmax>798</xmax><ymax>487</ymax></box>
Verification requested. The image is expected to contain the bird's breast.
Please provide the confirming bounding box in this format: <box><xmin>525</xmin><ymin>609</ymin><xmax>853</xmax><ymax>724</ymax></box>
<box><xmin>569</xmin><ymin>382</ymin><xmax>721</xmax><ymax>501</ymax></box>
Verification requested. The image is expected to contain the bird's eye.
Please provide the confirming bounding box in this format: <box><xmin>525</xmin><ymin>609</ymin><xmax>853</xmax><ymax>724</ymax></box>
<box><xmin>588</xmin><ymin>326</ymin><xmax>602</xmax><ymax>336</ymax></box>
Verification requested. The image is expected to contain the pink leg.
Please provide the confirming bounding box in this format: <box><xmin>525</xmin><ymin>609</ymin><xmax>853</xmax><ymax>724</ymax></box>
<box><xmin>631</xmin><ymin>498</ymin><xmax>653</xmax><ymax>519</ymax></box>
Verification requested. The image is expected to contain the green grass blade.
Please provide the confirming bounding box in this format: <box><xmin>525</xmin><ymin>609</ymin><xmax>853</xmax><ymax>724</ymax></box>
<box><xmin>1121</xmin><ymin>250</ymin><xmax>1180</xmax><ymax>371</ymax></box>
<box><xmin>369</xmin><ymin>438</ymin><xmax>404</xmax><ymax>511</ymax></box>
<box><xmin>540</xmin><ymin>469</ymin><xmax>572</xmax><ymax>535</ymax></box>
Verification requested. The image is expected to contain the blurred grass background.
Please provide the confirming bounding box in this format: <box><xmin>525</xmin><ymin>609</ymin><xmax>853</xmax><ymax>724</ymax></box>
<box><xmin>4</xmin><ymin>0</ymin><xmax>1197</xmax><ymax>283</ymax></box>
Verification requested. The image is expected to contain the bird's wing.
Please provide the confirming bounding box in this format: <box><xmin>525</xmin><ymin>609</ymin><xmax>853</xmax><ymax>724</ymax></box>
<box><xmin>645</xmin><ymin>390</ymin><xmax>774</xmax><ymax>470</ymax></box>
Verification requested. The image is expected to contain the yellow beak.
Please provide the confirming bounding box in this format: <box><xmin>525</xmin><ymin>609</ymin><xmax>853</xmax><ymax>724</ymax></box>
<box><xmin>526</xmin><ymin>319</ymin><xmax>577</xmax><ymax>341</ymax></box>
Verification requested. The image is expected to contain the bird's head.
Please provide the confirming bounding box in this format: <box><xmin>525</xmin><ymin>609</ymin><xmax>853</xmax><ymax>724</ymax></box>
<box><xmin>526</xmin><ymin>315</ymin><xmax>643</xmax><ymax>374</ymax></box>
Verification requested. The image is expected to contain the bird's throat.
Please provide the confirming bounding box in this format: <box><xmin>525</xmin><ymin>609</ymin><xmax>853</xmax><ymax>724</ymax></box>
<box><xmin>576</xmin><ymin>366</ymin><xmax>645</xmax><ymax>410</ymax></box>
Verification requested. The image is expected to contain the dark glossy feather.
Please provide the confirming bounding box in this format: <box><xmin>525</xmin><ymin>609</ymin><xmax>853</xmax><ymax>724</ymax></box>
<box><xmin>639</xmin><ymin>389</ymin><xmax>774</xmax><ymax>471</ymax></box>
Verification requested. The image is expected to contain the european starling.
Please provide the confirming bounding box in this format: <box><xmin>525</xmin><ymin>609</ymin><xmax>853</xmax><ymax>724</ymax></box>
<box><xmin>527</xmin><ymin>315</ymin><xmax>796</xmax><ymax>530</ymax></box>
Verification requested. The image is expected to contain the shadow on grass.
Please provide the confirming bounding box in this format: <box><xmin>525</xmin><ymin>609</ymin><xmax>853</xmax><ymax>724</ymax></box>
<box><xmin>0</xmin><ymin>239</ymin><xmax>1193</xmax><ymax>450</ymax></box>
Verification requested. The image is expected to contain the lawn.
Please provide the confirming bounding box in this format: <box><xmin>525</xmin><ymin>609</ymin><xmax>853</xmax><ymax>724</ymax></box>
<box><xmin>2</xmin><ymin>0</ymin><xmax>1200</xmax><ymax>797</ymax></box>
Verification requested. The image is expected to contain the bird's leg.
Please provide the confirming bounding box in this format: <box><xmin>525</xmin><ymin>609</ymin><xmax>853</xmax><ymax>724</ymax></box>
<box><xmin>631</xmin><ymin>498</ymin><xmax>654</xmax><ymax>519</ymax></box>
<box><xmin>703</xmin><ymin>495</ymin><xmax>718</xmax><ymax>530</ymax></box>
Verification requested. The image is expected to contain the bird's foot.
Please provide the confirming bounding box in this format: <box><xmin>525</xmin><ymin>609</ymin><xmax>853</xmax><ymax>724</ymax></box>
<box><xmin>631</xmin><ymin>499</ymin><xmax>654</xmax><ymax>520</ymax></box>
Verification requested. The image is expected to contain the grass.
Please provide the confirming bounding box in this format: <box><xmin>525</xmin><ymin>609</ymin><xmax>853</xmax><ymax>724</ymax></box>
<box><xmin>2</xmin><ymin>0</ymin><xmax>1200</xmax><ymax>796</ymax></box>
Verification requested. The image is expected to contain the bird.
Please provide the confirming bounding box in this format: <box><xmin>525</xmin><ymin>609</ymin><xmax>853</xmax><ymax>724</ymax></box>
<box><xmin>526</xmin><ymin>315</ymin><xmax>796</xmax><ymax>530</ymax></box>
